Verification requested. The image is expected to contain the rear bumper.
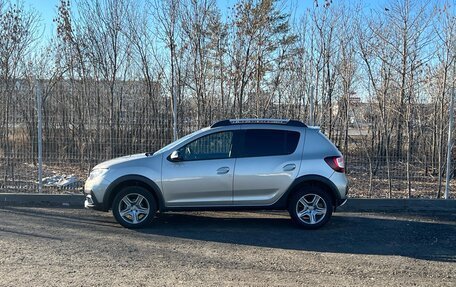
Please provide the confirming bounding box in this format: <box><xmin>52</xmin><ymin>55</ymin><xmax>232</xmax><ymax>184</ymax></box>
<box><xmin>335</xmin><ymin>183</ymin><xmax>348</xmax><ymax>207</ymax></box>
<box><xmin>329</xmin><ymin>171</ymin><xmax>349</xmax><ymax>206</ymax></box>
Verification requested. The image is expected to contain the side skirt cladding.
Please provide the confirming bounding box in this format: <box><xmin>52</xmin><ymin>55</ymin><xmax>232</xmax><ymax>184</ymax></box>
<box><xmin>162</xmin><ymin>175</ymin><xmax>342</xmax><ymax>212</ymax></box>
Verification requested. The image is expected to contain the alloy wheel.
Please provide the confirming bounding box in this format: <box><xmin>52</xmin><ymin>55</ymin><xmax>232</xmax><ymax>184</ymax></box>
<box><xmin>118</xmin><ymin>193</ymin><xmax>150</xmax><ymax>224</ymax></box>
<box><xmin>295</xmin><ymin>193</ymin><xmax>327</xmax><ymax>225</ymax></box>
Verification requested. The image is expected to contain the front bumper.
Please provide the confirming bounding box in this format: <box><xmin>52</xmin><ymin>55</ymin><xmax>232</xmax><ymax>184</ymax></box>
<box><xmin>84</xmin><ymin>174</ymin><xmax>112</xmax><ymax>211</ymax></box>
<box><xmin>338</xmin><ymin>198</ymin><xmax>348</xmax><ymax>206</ymax></box>
<box><xmin>84</xmin><ymin>193</ymin><xmax>106</xmax><ymax>211</ymax></box>
<box><xmin>84</xmin><ymin>194</ymin><xmax>95</xmax><ymax>208</ymax></box>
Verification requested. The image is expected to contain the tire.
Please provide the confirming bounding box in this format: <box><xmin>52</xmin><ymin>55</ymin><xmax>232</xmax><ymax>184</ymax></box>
<box><xmin>288</xmin><ymin>186</ymin><xmax>333</xmax><ymax>229</ymax></box>
<box><xmin>112</xmin><ymin>186</ymin><xmax>157</xmax><ymax>229</ymax></box>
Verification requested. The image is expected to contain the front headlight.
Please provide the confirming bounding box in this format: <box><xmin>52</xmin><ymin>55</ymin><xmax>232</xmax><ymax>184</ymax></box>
<box><xmin>87</xmin><ymin>168</ymin><xmax>108</xmax><ymax>181</ymax></box>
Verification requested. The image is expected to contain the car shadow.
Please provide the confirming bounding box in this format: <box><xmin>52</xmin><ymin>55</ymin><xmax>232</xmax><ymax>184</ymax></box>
<box><xmin>2</xmin><ymin>206</ymin><xmax>454</xmax><ymax>262</ymax></box>
<box><xmin>137</xmin><ymin>211</ymin><xmax>456</xmax><ymax>263</ymax></box>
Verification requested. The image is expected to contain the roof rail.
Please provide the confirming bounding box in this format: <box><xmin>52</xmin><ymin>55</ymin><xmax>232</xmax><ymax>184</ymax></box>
<box><xmin>211</xmin><ymin>118</ymin><xmax>307</xmax><ymax>128</ymax></box>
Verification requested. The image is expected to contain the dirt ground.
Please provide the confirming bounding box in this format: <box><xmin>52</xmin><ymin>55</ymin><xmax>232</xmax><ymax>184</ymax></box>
<box><xmin>0</xmin><ymin>207</ymin><xmax>454</xmax><ymax>287</ymax></box>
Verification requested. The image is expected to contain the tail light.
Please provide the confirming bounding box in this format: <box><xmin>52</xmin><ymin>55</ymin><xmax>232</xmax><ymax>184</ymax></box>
<box><xmin>325</xmin><ymin>156</ymin><xmax>345</xmax><ymax>173</ymax></box>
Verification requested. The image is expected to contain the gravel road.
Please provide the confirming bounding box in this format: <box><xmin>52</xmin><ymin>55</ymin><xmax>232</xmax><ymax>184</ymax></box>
<box><xmin>0</xmin><ymin>207</ymin><xmax>454</xmax><ymax>287</ymax></box>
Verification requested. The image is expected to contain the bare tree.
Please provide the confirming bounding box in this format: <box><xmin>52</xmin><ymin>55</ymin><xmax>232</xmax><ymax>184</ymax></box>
<box><xmin>150</xmin><ymin>0</ymin><xmax>181</xmax><ymax>140</ymax></box>
<box><xmin>0</xmin><ymin>2</ymin><xmax>39</xmax><ymax>185</ymax></box>
<box><xmin>434</xmin><ymin>0</ymin><xmax>456</xmax><ymax>197</ymax></box>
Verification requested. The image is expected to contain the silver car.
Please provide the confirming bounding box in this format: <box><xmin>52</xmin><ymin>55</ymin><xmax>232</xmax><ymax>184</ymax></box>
<box><xmin>84</xmin><ymin>119</ymin><xmax>348</xmax><ymax>229</ymax></box>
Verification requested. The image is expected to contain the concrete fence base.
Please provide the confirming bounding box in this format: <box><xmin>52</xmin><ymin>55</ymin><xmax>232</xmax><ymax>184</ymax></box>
<box><xmin>0</xmin><ymin>193</ymin><xmax>455</xmax><ymax>212</ymax></box>
<box><xmin>339</xmin><ymin>198</ymin><xmax>456</xmax><ymax>212</ymax></box>
<box><xmin>0</xmin><ymin>194</ymin><xmax>85</xmax><ymax>208</ymax></box>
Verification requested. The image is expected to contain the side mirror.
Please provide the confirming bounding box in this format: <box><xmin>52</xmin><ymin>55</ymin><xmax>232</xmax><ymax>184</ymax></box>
<box><xmin>170</xmin><ymin>150</ymin><xmax>182</xmax><ymax>162</ymax></box>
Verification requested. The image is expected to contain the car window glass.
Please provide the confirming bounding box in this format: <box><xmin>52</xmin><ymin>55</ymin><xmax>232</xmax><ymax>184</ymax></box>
<box><xmin>241</xmin><ymin>129</ymin><xmax>300</xmax><ymax>157</ymax></box>
<box><xmin>154</xmin><ymin>128</ymin><xmax>208</xmax><ymax>155</ymax></box>
<box><xmin>179</xmin><ymin>131</ymin><xmax>233</xmax><ymax>161</ymax></box>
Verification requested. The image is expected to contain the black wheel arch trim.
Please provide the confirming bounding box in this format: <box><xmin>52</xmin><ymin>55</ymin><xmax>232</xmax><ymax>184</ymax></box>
<box><xmin>101</xmin><ymin>175</ymin><xmax>165</xmax><ymax>211</ymax></box>
<box><xmin>271</xmin><ymin>174</ymin><xmax>342</xmax><ymax>209</ymax></box>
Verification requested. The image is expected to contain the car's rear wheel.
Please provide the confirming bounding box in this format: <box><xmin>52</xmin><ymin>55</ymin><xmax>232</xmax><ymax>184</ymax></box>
<box><xmin>288</xmin><ymin>186</ymin><xmax>333</xmax><ymax>229</ymax></box>
<box><xmin>112</xmin><ymin>186</ymin><xmax>156</xmax><ymax>229</ymax></box>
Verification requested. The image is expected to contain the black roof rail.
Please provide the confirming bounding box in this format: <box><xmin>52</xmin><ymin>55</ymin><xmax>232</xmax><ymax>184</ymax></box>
<box><xmin>211</xmin><ymin>119</ymin><xmax>307</xmax><ymax>128</ymax></box>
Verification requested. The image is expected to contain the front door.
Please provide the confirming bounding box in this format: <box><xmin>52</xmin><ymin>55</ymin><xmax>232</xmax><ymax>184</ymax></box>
<box><xmin>161</xmin><ymin>130</ymin><xmax>236</xmax><ymax>207</ymax></box>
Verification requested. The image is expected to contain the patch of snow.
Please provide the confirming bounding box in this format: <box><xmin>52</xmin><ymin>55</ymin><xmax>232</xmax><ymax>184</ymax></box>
<box><xmin>42</xmin><ymin>174</ymin><xmax>83</xmax><ymax>189</ymax></box>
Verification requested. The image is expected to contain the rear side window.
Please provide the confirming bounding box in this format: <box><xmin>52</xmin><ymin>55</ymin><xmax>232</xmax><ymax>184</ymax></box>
<box><xmin>238</xmin><ymin>129</ymin><xmax>300</xmax><ymax>158</ymax></box>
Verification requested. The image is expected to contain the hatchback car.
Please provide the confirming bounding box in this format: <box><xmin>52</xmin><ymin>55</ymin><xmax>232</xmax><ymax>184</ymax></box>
<box><xmin>84</xmin><ymin>119</ymin><xmax>348</xmax><ymax>229</ymax></box>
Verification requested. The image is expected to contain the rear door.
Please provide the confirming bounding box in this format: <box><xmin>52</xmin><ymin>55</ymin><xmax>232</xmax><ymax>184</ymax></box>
<box><xmin>233</xmin><ymin>128</ymin><xmax>303</xmax><ymax>206</ymax></box>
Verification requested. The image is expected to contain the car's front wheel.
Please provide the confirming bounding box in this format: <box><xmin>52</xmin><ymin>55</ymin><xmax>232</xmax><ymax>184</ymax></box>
<box><xmin>112</xmin><ymin>186</ymin><xmax>157</xmax><ymax>229</ymax></box>
<box><xmin>288</xmin><ymin>187</ymin><xmax>333</xmax><ymax>229</ymax></box>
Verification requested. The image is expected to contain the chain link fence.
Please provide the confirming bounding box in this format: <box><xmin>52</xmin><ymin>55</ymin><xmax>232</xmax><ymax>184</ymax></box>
<box><xmin>0</xmin><ymin>113</ymin><xmax>173</xmax><ymax>193</ymax></box>
<box><xmin>1</xmin><ymin>117</ymin><xmax>454</xmax><ymax>198</ymax></box>
<box><xmin>0</xmin><ymin>83</ymin><xmax>454</xmax><ymax>198</ymax></box>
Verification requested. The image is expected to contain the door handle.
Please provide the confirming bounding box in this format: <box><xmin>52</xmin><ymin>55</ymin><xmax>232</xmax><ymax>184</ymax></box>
<box><xmin>217</xmin><ymin>167</ymin><xmax>230</xmax><ymax>174</ymax></box>
<box><xmin>283</xmin><ymin>164</ymin><xmax>296</xmax><ymax>171</ymax></box>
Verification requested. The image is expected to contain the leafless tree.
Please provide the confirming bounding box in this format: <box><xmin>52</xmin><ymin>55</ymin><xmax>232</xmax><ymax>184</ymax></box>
<box><xmin>0</xmin><ymin>2</ymin><xmax>39</xmax><ymax>185</ymax></box>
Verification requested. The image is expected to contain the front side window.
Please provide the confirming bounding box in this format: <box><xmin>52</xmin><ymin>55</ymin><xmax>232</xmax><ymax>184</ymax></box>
<box><xmin>240</xmin><ymin>129</ymin><xmax>300</xmax><ymax>157</ymax></box>
<box><xmin>154</xmin><ymin>128</ymin><xmax>209</xmax><ymax>155</ymax></box>
<box><xmin>178</xmin><ymin>131</ymin><xmax>233</xmax><ymax>161</ymax></box>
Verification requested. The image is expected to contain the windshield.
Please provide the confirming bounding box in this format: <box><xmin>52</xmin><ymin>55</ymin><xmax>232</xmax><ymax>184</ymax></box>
<box><xmin>153</xmin><ymin>128</ymin><xmax>209</xmax><ymax>155</ymax></box>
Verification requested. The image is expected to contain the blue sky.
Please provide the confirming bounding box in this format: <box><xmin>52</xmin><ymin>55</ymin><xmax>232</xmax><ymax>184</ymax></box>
<box><xmin>19</xmin><ymin>0</ymin><xmax>392</xmax><ymax>42</ymax></box>
<box><xmin>24</xmin><ymin>0</ymin><xmax>240</xmax><ymax>35</ymax></box>
<box><xmin>22</xmin><ymin>0</ymin><xmax>317</xmax><ymax>41</ymax></box>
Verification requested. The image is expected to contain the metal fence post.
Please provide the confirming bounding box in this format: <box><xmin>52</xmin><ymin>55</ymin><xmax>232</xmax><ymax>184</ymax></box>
<box><xmin>444</xmin><ymin>87</ymin><xmax>455</xmax><ymax>200</ymax></box>
<box><xmin>309</xmin><ymin>85</ymin><xmax>314</xmax><ymax>126</ymax></box>
<box><xmin>36</xmin><ymin>80</ymin><xmax>43</xmax><ymax>193</ymax></box>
